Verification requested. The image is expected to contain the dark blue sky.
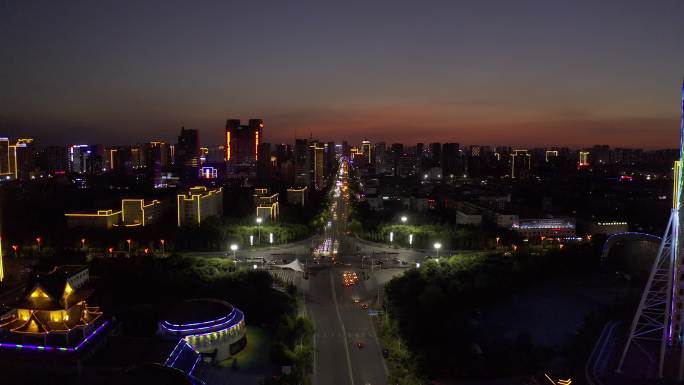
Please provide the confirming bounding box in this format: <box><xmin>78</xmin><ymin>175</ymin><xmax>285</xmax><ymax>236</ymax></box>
<box><xmin>1</xmin><ymin>0</ymin><xmax>683</xmax><ymax>148</ymax></box>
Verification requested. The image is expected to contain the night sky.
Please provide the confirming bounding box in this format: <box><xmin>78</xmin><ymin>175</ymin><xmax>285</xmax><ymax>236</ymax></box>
<box><xmin>1</xmin><ymin>0</ymin><xmax>683</xmax><ymax>148</ymax></box>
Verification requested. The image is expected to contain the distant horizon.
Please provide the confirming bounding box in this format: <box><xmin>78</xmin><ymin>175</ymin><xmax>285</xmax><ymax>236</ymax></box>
<box><xmin>1</xmin><ymin>124</ymin><xmax>680</xmax><ymax>152</ymax></box>
<box><xmin>2</xmin><ymin>1</ymin><xmax>683</xmax><ymax>150</ymax></box>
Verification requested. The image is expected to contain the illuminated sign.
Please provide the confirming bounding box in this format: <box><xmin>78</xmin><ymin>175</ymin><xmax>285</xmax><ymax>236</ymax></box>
<box><xmin>200</xmin><ymin>166</ymin><xmax>218</xmax><ymax>179</ymax></box>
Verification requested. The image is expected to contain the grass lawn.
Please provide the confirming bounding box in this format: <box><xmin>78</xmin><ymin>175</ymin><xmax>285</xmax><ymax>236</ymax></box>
<box><xmin>217</xmin><ymin>326</ymin><xmax>274</xmax><ymax>374</ymax></box>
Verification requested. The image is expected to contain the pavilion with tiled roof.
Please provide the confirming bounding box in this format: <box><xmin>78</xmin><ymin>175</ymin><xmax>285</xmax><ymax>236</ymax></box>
<box><xmin>0</xmin><ymin>265</ymin><xmax>103</xmax><ymax>347</ymax></box>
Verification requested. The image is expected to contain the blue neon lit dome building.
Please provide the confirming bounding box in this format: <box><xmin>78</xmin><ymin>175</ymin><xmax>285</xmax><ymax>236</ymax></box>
<box><xmin>160</xmin><ymin>299</ymin><xmax>246</xmax><ymax>363</ymax></box>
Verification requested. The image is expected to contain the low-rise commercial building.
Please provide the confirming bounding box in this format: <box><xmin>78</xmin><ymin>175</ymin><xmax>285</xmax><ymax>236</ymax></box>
<box><xmin>286</xmin><ymin>186</ymin><xmax>308</xmax><ymax>206</ymax></box>
<box><xmin>177</xmin><ymin>186</ymin><xmax>223</xmax><ymax>226</ymax></box>
<box><xmin>121</xmin><ymin>199</ymin><xmax>162</xmax><ymax>226</ymax></box>
<box><xmin>254</xmin><ymin>188</ymin><xmax>279</xmax><ymax>221</ymax></box>
<box><xmin>456</xmin><ymin>202</ymin><xmax>483</xmax><ymax>225</ymax></box>
<box><xmin>65</xmin><ymin>209</ymin><xmax>122</xmax><ymax>229</ymax></box>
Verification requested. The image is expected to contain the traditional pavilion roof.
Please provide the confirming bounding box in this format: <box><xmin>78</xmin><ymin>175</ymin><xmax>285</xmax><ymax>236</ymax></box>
<box><xmin>14</xmin><ymin>266</ymin><xmax>92</xmax><ymax>311</ymax></box>
<box><xmin>11</xmin><ymin>312</ymin><xmax>49</xmax><ymax>334</ymax></box>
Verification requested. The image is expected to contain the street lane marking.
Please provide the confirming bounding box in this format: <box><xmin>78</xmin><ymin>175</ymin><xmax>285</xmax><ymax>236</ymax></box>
<box><xmin>331</xmin><ymin>272</ymin><xmax>355</xmax><ymax>385</ymax></box>
<box><xmin>369</xmin><ymin>314</ymin><xmax>389</xmax><ymax>376</ymax></box>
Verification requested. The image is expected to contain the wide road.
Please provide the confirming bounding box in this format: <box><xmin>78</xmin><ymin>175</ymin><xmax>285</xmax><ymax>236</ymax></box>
<box><xmin>307</xmin><ymin>158</ymin><xmax>388</xmax><ymax>385</ymax></box>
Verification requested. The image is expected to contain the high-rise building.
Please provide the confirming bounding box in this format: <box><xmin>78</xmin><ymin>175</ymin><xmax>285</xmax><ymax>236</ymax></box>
<box><xmin>429</xmin><ymin>143</ymin><xmax>442</xmax><ymax>168</ymax></box>
<box><xmin>390</xmin><ymin>143</ymin><xmax>403</xmax><ymax>176</ymax></box>
<box><xmin>310</xmin><ymin>141</ymin><xmax>325</xmax><ymax>189</ymax></box>
<box><xmin>511</xmin><ymin>149</ymin><xmax>531</xmax><ymax>179</ymax></box>
<box><xmin>294</xmin><ymin>139</ymin><xmax>310</xmax><ymax>186</ymax></box>
<box><xmin>225</xmin><ymin>119</ymin><xmax>263</xmax><ymax>167</ymax></box>
<box><xmin>325</xmin><ymin>141</ymin><xmax>336</xmax><ymax>177</ymax></box>
<box><xmin>441</xmin><ymin>143</ymin><xmax>460</xmax><ymax>178</ymax></box>
<box><xmin>0</xmin><ymin>138</ymin><xmax>9</xmax><ymax>176</ymax></box>
<box><xmin>176</xmin><ymin>127</ymin><xmax>200</xmax><ymax>167</ymax></box>
<box><xmin>578</xmin><ymin>150</ymin><xmax>590</xmax><ymax>168</ymax></box>
<box><xmin>176</xmin><ymin>127</ymin><xmax>200</xmax><ymax>180</ymax></box>
<box><xmin>545</xmin><ymin>149</ymin><xmax>559</xmax><ymax>162</ymax></box>
<box><xmin>257</xmin><ymin>142</ymin><xmax>273</xmax><ymax>180</ymax></box>
<box><xmin>39</xmin><ymin>146</ymin><xmax>69</xmax><ymax>175</ymax></box>
<box><xmin>374</xmin><ymin>142</ymin><xmax>387</xmax><ymax>174</ymax></box>
<box><xmin>69</xmin><ymin>144</ymin><xmax>91</xmax><ymax>174</ymax></box>
<box><xmin>361</xmin><ymin>139</ymin><xmax>372</xmax><ymax>164</ymax></box>
<box><xmin>416</xmin><ymin>143</ymin><xmax>424</xmax><ymax>171</ymax></box>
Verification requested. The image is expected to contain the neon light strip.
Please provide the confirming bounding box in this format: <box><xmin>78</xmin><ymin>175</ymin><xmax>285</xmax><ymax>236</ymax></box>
<box><xmin>189</xmin><ymin>355</ymin><xmax>201</xmax><ymax>375</ymax></box>
<box><xmin>162</xmin><ymin>308</ymin><xmax>235</xmax><ymax>328</ymax></box>
<box><xmin>185</xmin><ymin>315</ymin><xmax>243</xmax><ymax>339</ymax></box>
<box><xmin>161</xmin><ymin>309</ymin><xmax>239</xmax><ymax>333</ymax></box>
<box><xmin>164</xmin><ymin>338</ymin><xmax>185</xmax><ymax>365</ymax></box>
<box><xmin>0</xmin><ymin>320</ymin><xmax>109</xmax><ymax>352</ymax></box>
<box><xmin>168</xmin><ymin>340</ymin><xmax>188</xmax><ymax>367</ymax></box>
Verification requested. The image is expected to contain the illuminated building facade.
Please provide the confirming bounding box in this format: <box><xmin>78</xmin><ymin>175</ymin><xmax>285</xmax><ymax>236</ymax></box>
<box><xmin>361</xmin><ymin>139</ymin><xmax>372</xmax><ymax>163</ymax></box>
<box><xmin>121</xmin><ymin>199</ymin><xmax>162</xmax><ymax>226</ymax></box>
<box><xmin>511</xmin><ymin>149</ymin><xmax>531</xmax><ymax>179</ymax></box>
<box><xmin>310</xmin><ymin>141</ymin><xmax>325</xmax><ymax>189</ymax></box>
<box><xmin>160</xmin><ymin>299</ymin><xmax>246</xmax><ymax>363</ymax></box>
<box><xmin>225</xmin><ymin>119</ymin><xmax>263</xmax><ymax>167</ymax></box>
<box><xmin>545</xmin><ymin>150</ymin><xmax>559</xmax><ymax>162</ymax></box>
<box><xmin>177</xmin><ymin>186</ymin><xmax>223</xmax><ymax>226</ymax></box>
<box><xmin>511</xmin><ymin>218</ymin><xmax>576</xmax><ymax>238</ymax></box>
<box><xmin>578</xmin><ymin>150</ymin><xmax>590</xmax><ymax>168</ymax></box>
<box><xmin>65</xmin><ymin>199</ymin><xmax>162</xmax><ymax>229</ymax></box>
<box><xmin>65</xmin><ymin>209</ymin><xmax>122</xmax><ymax>230</ymax></box>
<box><xmin>69</xmin><ymin>144</ymin><xmax>91</xmax><ymax>174</ymax></box>
<box><xmin>0</xmin><ymin>265</ymin><xmax>104</xmax><ymax>349</ymax></box>
<box><xmin>254</xmin><ymin>188</ymin><xmax>279</xmax><ymax>221</ymax></box>
<box><xmin>287</xmin><ymin>186</ymin><xmax>308</xmax><ymax>206</ymax></box>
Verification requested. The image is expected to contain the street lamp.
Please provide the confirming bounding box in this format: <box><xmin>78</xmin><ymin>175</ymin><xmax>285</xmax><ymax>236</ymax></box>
<box><xmin>434</xmin><ymin>242</ymin><xmax>442</xmax><ymax>259</ymax></box>
<box><xmin>160</xmin><ymin>239</ymin><xmax>165</xmax><ymax>257</ymax></box>
<box><xmin>12</xmin><ymin>245</ymin><xmax>18</xmax><ymax>258</ymax></box>
<box><xmin>230</xmin><ymin>244</ymin><xmax>238</xmax><ymax>259</ymax></box>
<box><xmin>126</xmin><ymin>239</ymin><xmax>132</xmax><ymax>257</ymax></box>
<box><xmin>269</xmin><ymin>233</ymin><xmax>274</xmax><ymax>244</ymax></box>
<box><xmin>81</xmin><ymin>238</ymin><xmax>86</xmax><ymax>249</ymax></box>
<box><xmin>256</xmin><ymin>217</ymin><xmax>263</xmax><ymax>244</ymax></box>
<box><xmin>253</xmin><ymin>264</ymin><xmax>258</xmax><ymax>270</ymax></box>
<box><xmin>400</xmin><ymin>216</ymin><xmax>407</xmax><ymax>223</ymax></box>
<box><xmin>250</xmin><ymin>235</ymin><xmax>254</xmax><ymax>246</ymax></box>
<box><xmin>409</xmin><ymin>234</ymin><xmax>413</xmax><ymax>246</ymax></box>
<box><xmin>36</xmin><ymin>237</ymin><xmax>42</xmax><ymax>252</ymax></box>
<box><xmin>389</xmin><ymin>231</ymin><xmax>394</xmax><ymax>243</ymax></box>
<box><xmin>416</xmin><ymin>262</ymin><xmax>421</xmax><ymax>268</ymax></box>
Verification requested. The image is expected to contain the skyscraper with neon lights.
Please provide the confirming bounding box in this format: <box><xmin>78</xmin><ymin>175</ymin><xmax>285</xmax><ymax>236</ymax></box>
<box><xmin>225</xmin><ymin>119</ymin><xmax>263</xmax><ymax>168</ymax></box>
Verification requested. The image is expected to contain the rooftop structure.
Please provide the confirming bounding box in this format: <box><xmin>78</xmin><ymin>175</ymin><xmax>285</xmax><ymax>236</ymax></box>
<box><xmin>0</xmin><ymin>265</ymin><xmax>105</xmax><ymax>350</ymax></box>
<box><xmin>160</xmin><ymin>299</ymin><xmax>246</xmax><ymax>364</ymax></box>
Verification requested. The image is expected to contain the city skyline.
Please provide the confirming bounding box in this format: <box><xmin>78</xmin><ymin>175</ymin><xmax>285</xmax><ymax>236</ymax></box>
<box><xmin>2</xmin><ymin>1</ymin><xmax>683</xmax><ymax>148</ymax></box>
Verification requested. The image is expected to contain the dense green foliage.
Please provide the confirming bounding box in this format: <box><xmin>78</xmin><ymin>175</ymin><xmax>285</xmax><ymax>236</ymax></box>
<box><xmin>89</xmin><ymin>255</ymin><xmax>296</xmax><ymax>335</ymax></box>
<box><xmin>384</xmin><ymin>245</ymin><xmax>603</xmax><ymax>379</ymax></box>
